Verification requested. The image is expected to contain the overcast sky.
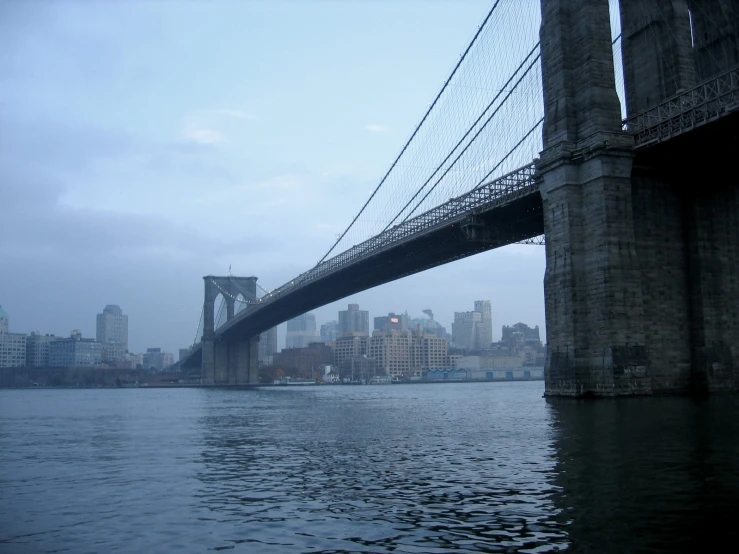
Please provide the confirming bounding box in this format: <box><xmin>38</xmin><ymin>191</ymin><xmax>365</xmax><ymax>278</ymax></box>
<box><xmin>1</xmin><ymin>0</ymin><xmax>546</xmax><ymax>355</ymax></box>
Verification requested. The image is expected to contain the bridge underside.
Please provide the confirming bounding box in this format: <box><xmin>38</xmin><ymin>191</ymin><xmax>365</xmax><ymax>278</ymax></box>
<box><xmin>182</xmin><ymin>192</ymin><xmax>543</xmax><ymax>374</ymax></box>
<box><xmin>231</xmin><ymin>192</ymin><xmax>544</xmax><ymax>339</ymax></box>
<box><xmin>225</xmin><ymin>193</ymin><xmax>542</xmax><ymax>342</ymax></box>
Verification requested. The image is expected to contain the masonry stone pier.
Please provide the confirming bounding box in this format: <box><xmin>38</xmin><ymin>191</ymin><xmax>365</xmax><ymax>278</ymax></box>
<box><xmin>538</xmin><ymin>0</ymin><xmax>739</xmax><ymax>396</ymax></box>
<box><xmin>178</xmin><ymin>1</ymin><xmax>738</xmax><ymax>397</ymax></box>
<box><xmin>201</xmin><ymin>275</ymin><xmax>261</xmax><ymax>386</ymax></box>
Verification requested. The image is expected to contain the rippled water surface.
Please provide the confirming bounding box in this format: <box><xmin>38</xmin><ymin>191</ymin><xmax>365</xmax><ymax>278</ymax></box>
<box><xmin>1</xmin><ymin>382</ymin><xmax>738</xmax><ymax>553</ymax></box>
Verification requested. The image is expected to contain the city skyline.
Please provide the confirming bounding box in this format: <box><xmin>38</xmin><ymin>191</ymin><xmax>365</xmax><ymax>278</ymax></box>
<box><xmin>275</xmin><ymin>298</ymin><xmax>539</xmax><ymax>353</ymax></box>
<box><xmin>1</xmin><ymin>1</ymin><xmax>545</xmax><ymax>356</ymax></box>
<box><xmin>0</xmin><ymin>291</ymin><xmax>545</xmax><ymax>356</ymax></box>
<box><xmin>0</xmin><ymin>302</ymin><xmax>175</xmax><ymax>370</ymax></box>
<box><xmin>1</xmin><ymin>1</ymin><xmax>736</xmax><ymax>551</ymax></box>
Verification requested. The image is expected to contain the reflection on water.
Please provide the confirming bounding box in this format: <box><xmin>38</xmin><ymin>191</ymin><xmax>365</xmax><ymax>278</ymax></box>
<box><xmin>1</xmin><ymin>384</ymin><xmax>737</xmax><ymax>553</ymax></box>
<box><xmin>195</xmin><ymin>385</ymin><xmax>565</xmax><ymax>553</ymax></box>
<box><xmin>547</xmin><ymin>396</ymin><xmax>739</xmax><ymax>553</ymax></box>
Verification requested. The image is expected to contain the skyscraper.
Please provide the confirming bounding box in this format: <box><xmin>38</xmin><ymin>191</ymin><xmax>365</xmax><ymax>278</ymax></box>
<box><xmin>259</xmin><ymin>326</ymin><xmax>278</xmax><ymax>364</ymax></box>
<box><xmin>452</xmin><ymin>311</ymin><xmax>482</xmax><ymax>350</ymax></box>
<box><xmin>474</xmin><ymin>300</ymin><xmax>493</xmax><ymax>348</ymax></box>
<box><xmin>338</xmin><ymin>304</ymin><xmax>369</xmax><ymax>337</ymax></box>
<box><xmin>320</xmin><ymin>321</ymin><xmax>340</xmax><ymax>342</ymax></box>
<box><xmin>96</xmin><ymin>305</ymin><xmax>128</xmax><ymax>350</ymax></box>
<box><xmin>286</xmin><ymin>313</ymin><xmax>320</xmax><ymax>349</ymax></box>
<box><xmin>452</xmin><ymin>300</ymin><xmax>492</xmax><ymax>350</ymax></box>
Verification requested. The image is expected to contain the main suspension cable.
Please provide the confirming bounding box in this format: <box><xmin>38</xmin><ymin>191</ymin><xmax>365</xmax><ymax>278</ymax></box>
<box><xmin>312</xmin><ymin>0</ymin><xmax>505</xmax><ymax>268</ymax></box>
<box><xmin>381</xmin><ymin>43</ymin><xmax>541</xmax><ymax>233</ymax></box>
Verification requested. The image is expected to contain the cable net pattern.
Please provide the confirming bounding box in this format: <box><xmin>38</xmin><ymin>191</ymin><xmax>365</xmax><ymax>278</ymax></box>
<box><xmin>187</xmin><ymin>0</ymin><xmax>739</xmax><ymax>352</ymax></box>
<box><xmin>321</xmin><ymin>0</ymin><xmax>544</xmax><ymax>262</ymax></box>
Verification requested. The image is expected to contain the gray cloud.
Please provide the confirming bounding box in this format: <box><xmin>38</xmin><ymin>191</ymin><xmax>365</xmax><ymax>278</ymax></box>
<box><xmin>0</xmin><ymin>114</ymin><xmax>278</xmax><ymax>354</ymax></box>
<box><xmin>0</xmin><ymin>112</ymin><xmax>138</xmax><ymax>173</ymax></box>
<box><xmin>1</xmin><ymin>0</ymin><xmax>547</xmax><ymax>359</ymax></box>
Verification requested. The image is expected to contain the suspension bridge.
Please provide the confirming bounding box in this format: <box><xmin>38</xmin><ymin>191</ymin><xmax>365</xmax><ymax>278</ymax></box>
<box><xmin>181</xmin><ymin>0</ymin><xmax>739</xmax><ymax>397</ymax></box>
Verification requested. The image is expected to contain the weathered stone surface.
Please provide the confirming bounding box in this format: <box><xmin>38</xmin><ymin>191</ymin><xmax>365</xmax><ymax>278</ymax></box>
<box><xmin>539</xmin><ymin>0</ymin><xmax>651</xmax><ymax>396</ymax></box>
<box><xmin>540</xmin><ymin>0</ymin><xmax>738</xmax><ymax>396</ymax></box>
<box><xmin>630</xmin><ymin>168</ymin><xmax>693</xmax><ymax>393</ymax></box>
<box><xmin>620</xmin><ymin>0</ymin><xmax>695</xmax><ymax>116</ymax></box>
<box><xmin>684</xmin><ymin>163</ymin><xmax>739</xmax><ymax>392</ymax></box>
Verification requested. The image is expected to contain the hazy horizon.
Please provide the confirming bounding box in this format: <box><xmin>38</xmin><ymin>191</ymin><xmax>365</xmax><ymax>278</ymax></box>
<box><xmin>1</xmin><ymin>0</ymin><xmax>546</xmax><ymax>355</ymax></box>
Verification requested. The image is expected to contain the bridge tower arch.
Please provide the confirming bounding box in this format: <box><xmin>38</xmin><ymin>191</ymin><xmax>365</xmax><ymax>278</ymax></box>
<box><xmin>201</xmin><ymin>275</ymin><xmax>260</xmax><ymax>385</ymax></box>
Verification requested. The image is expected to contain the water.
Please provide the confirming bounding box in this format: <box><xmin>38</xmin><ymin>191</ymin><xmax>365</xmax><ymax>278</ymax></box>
<box><xmin>1</xmin><ymin>382</ymin><xmax>737</xmax><ymax>553</ymax></box>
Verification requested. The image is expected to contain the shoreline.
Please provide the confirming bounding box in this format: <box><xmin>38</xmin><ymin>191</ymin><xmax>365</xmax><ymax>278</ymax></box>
<box><xmin>1</xmin><ymin>378</ymin><xmax>545</xmax><ymax>390</ymax></box>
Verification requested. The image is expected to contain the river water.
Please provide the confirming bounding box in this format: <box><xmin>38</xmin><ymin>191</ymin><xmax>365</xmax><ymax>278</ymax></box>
<box><xmin>1</xmin><ymin>382</ymin><xmax>737</xmax><ymax>553</ymax></box>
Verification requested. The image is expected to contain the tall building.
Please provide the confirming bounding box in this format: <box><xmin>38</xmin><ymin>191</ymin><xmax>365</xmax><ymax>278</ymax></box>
<box><xmin>96</xmin><ymin>304</ymin><xmax>128</xmax><ymax>351</ymax></box>
<box><xmin>452</xmin><ymin>301</ymin><xmax>492</xmax><ymax>350</ymax></box>
<box><xmin>320</xmin><ymin>320</ymin><xmax>340</xmax><ymax>342</ymax></box>
<box><xmin>49</xmin><ymin>331</ymin><xmax>102</xmax><ymax>367</ymax></box>
<box><xmin>338</xmin><ymin>304</ymin><xmax>369</xmax><ymax>337</ymax></box>
<box><xmin>286</xmin><ymin>313</ymin><xmax>320</xmax><ymax>349</ymax></box>
<box><xmin>452</xmin><ymin>311</ymin><xmax>482</xmax><ymax>350</ymax></box>
<box><xmin>259</xmin><ymin>326</ymin><xmax>278</xmax><ymax>365</ymax></box>
<box><xmin>374</xmin><ymin>312</ymin><xmax>408</xmax><ymax>332</ymax></box>
<box><xmin>0</xmin><ymin>305</ymin><xmax>27</xmax><ymax>368</ymax></box>
<box><xmin>26</xmin><ymin>332</ymin><xmax>59</xmax><ymax>367</ymax></box>
<box><xmin>474</xmin><ymin>300</ymin><xmax>493</xmax><ymax>348</ymax></box>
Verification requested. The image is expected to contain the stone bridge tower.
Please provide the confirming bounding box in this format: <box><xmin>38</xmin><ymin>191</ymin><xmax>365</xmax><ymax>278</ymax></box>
<box><xmin>538</xmin><ymin>0</ymin><xmax>739</xmax><ymax>396</ymax></box>
<box><xmin>202</xmin><ymin>275</ymin><xmax>260</xmax><ymax>385</ymax></box>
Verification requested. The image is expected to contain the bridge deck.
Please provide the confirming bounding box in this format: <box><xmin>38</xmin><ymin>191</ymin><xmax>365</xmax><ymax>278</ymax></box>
<box><xmin>182</xmin><ymin>66</ymin><xmax>739</xmax><ymax>368</ymax></box>
<box><xmin>219</xmin><ymin>164</ymin><xmax>542</xmax><ymax>340</ymax></box>
<box><xmin>626</xmin><ymin>64</ymin><xmax>739</xmax><ymax>150</ymax></box>
<box><xmin>181</xmin><ymin>164</ymin><xmax>543</xmax><ymax>366</ymax></box>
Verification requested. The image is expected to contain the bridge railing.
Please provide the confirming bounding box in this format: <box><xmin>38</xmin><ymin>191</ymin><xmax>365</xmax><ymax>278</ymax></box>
<box><xmin>305</xmin><ymin>163</ymin><xmax>538</xmax><ymax>276</ymax></box>
<box><xmin>223</xmin><ymin>162</ymin><xmax>538</xmax><ymax>330</ymax></box>
<box><xmin>625</xmin><ymin>64</ymin><xmax>739</xmax><ymax>149</ymax></box>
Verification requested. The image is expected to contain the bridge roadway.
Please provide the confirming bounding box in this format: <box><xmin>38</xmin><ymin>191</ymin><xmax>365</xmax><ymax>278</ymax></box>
<box><xmin>183</xmin><ymin>163</ymin><xmax>543</xmax><ymax>367</ymax></box>
<box><xmin>181</xmin><ymin>62</ymin><xmax>739</xmax><ymax>371</ymax></box>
